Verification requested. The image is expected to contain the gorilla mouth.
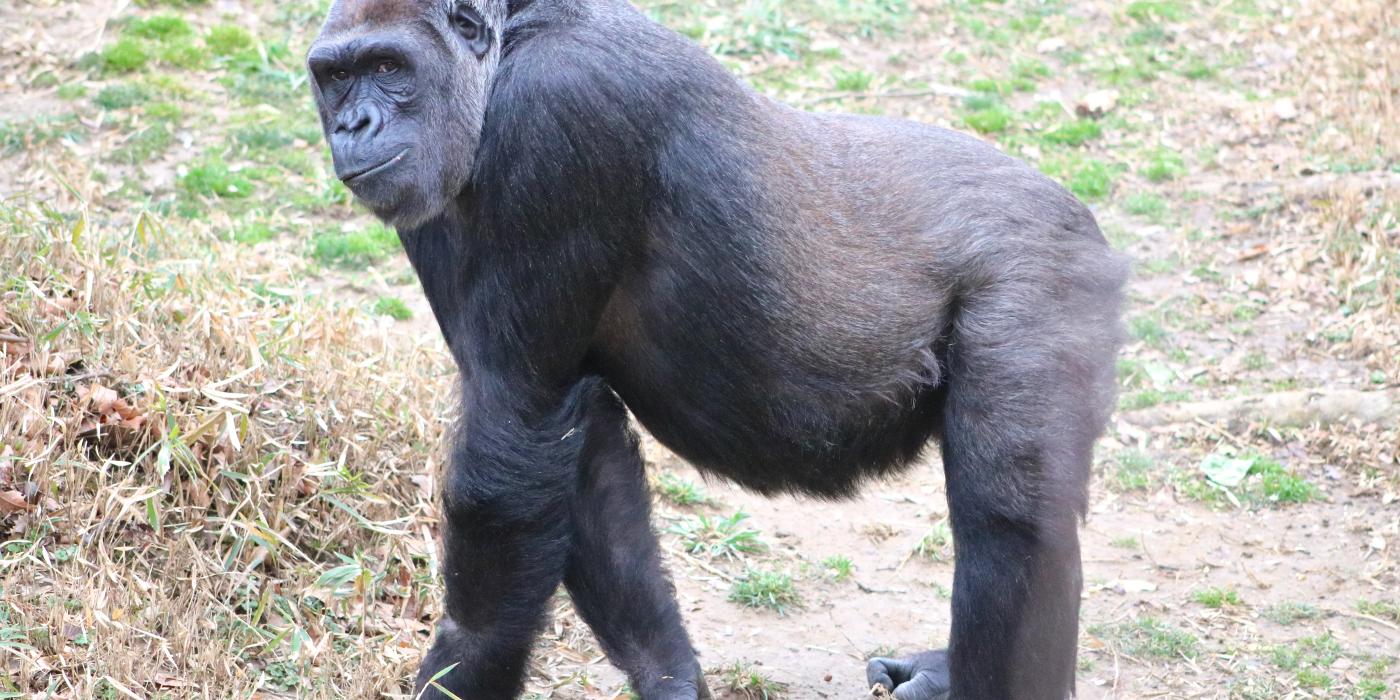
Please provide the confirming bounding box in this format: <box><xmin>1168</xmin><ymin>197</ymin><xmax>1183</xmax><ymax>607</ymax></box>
<box><xmin>342</xmin><ymin>148</ymin><xmax>411</xmax><ymax>184</ymax></box>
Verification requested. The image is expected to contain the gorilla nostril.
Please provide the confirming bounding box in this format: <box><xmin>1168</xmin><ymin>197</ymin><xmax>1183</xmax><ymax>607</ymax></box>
<box><xmin>336</xmin><ymin>107</ymin><xmax>374</xmax><ymax>135</ymax></box>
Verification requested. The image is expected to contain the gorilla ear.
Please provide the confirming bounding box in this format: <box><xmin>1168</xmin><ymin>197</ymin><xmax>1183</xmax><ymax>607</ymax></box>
<box><xmin>449</xmin><ymin>2</ymin><xmax>493</xmax><ymax>59</ymax></box>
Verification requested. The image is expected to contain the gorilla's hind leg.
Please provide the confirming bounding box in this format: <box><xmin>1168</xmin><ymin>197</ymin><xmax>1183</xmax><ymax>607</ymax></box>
<box><xmin>873</xmin><ymin>266</ymin><xmax>1120</xmax><ymax>700</ymax></box>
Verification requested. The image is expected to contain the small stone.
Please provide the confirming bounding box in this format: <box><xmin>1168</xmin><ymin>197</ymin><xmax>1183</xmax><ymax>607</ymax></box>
<box><xmin>1076</xmin><ymin>89</ymin><xmax>1120</xmax><ymax>118</ymax></box>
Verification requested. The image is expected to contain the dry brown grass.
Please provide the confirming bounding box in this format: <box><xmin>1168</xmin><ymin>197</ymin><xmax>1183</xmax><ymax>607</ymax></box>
<box><xmin>1</xmin><ymin>199</ymin><xmax>455</xmax><ymax>697</ymax></box>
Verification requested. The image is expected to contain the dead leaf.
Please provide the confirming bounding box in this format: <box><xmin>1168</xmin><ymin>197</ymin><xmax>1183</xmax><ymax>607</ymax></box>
<box><xmin>153</xmin><ymin>674</ymin><xmax>196</xmax><ymax>689</ymax></box>
<box><xmin>0</xmin><ymin>490</ymin><xmax>30</xmax><ymax>514</ymax></box>
<box><xmin>81</xmin><ymin>384</ymin><xmax>120</xmax><ymax>413</ymax></box>
<box><xmin>1236</xmin><ymin>243</ymin><xmax>1271</xmax><ymax>262</ymax></box>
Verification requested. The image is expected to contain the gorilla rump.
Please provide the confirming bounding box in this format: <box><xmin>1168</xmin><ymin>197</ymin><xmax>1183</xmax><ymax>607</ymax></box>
<box><xmin>307</xmin><ymin>0</ymin><xmax>1126</xmax><ymax>698</ymax></box>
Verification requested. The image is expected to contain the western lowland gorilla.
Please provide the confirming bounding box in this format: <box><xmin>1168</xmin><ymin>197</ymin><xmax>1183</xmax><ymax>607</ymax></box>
<box><xmin>308</xmin><ymin>0</ymin><xmax>1126</xmax><ymax>697</ymax></box>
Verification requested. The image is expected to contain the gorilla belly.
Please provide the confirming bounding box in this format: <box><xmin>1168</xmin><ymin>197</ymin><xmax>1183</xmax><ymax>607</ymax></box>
<box><xmin>592</xmin><ymin>288</ymin><xmax>945</xmax><ymax>498</ymax></box>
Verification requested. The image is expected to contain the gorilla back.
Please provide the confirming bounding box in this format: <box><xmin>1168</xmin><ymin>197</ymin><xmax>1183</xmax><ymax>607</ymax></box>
<box><xmin>308</xmin><ymin>0</ymin><xmax>1126</xmax><ymax>698</ymax></box>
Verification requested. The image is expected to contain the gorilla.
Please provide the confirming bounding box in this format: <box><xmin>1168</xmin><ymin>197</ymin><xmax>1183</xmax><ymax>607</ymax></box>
<box><xmin>307</xmin><ymin>0</ymin><xmax>1126</xmax><ymax>698</ymax></box>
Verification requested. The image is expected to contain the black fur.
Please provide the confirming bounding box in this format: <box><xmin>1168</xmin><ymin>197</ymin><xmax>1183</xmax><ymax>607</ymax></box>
<box><xmin>309</xmin><ymin>0</ymin><xmax>1127</xmax><ymax>698</ymax></box>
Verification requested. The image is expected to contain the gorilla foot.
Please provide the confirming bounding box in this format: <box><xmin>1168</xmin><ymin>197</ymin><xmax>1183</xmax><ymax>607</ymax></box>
<box><xmin>867</xmin><ymin>649</ymin><xmax>951</xmax><ymax>700</ymax></box>
<box><xmin>636</xmin><ymin>661</ymin><xmax>713</xmax><ymax>700</ymax></box>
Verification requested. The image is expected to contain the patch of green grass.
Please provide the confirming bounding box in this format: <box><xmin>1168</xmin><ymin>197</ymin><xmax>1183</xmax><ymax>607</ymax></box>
<box><xmin>1179</xmin><ymin>55</ymin><xmax>1215</xmax><ymax>80</ymax></box>
<box><xmin>1355</xmin><ymin>679</ymin><xmax>1388</xmax><ymax>699</ymax></box>
<box><xmin>685</xmin><ymin>0</ymin><xmax>810</xmax><ymax>59</ymax></box>
<box><xmin>1127</xmin><ymin>24</ymin><xmax>1169</xmax><ymax>45</ymax></box>
<box><xmin>820</xmin><ymin>555</ymin><xmax>853</xmax><ymax>581</ymax></box>
<box><xmin>0</xmin><ymin>115</ymin><xmax>84</xmax><ymax>154</ymax></box>
<box><xmin>1125</xmin><ymin>0</ymin><xmax>1185</xmax><ymax>22</ymax></box>
<box><xmin>1128</xmin><ymin>313</ymin><xmax>1168</xmax><ymax>347</ymax></box>
<box><xmin>1252</xmin><ymin>458</ymin><xmax>1317</xmax><ymax>504</ymax></box>
<box><xmin>671</xmin><ymin>511</ymin><xmax>765</xmax><ymax>560</ymax></box>
<box><xmin>1011</xmin><ymin>58</ymin><xmax>1051</xmax><ymax>83</ymax></box>
<box><xmin>1090</xmin><ymin>617</ymin><xmax>1199</xmax><ymax>659</ymax></box>
<box><xmin>1042</xmin><ymin>156</ymin><xmax>1114</xmax><ymax>200</ymax></box>
<box><xmin>1122</xmin><ymin>192</ymin><xmax>1168</xmax><ymax>221</ymax></box>
<box><xmin>372</xmin><ymin>296</ymin><xmax>412</xmax><ymax>321</ymax></box>
<box><xmin>310</xmin><ymin>224</ymin><xmax>401</xmax><ymax>268</ymax></box>
<box><xmin>718</xmin><ymin>661</ymin><xmax>788</xmax><ymax>699</ymax></box>
<box><xmin>1094</xmin><ymin>48</ymin><xmax>1162</xmax><ymax>85</ymax></box>
<box><xmin>1109</xmin><ymin>536</ymin><xmax>1139</xmax><ymax>549</ymax></box>
<box><xmin>181</xmin><ymin>156</ymin><xmax>254</xmax><ymax>199</ymax></box>
<box><xmin>1141</xmin><ymin>148</ymin><xmax>1186</xmax><ymax>182</ymax></box>
<box><xmin>1356</xmin><ymin>599</ymin><xmax>1400</xmax><ymax>622</ymax></box>
<box><xmin>1112</xmin><ymin>450</ymin><xmax>1153</xmax><ymax>491</ymax></box>
<box><xmin>93</xmin><ymin>83</ymin><xmax>149</xmax><ymax>110</ymax></box>
<box><xmin>823</xmin><ymin>0</ymin><xmax>912</xmax><ymax>38</ymax></box>
<box><xmin>1042</xmin><ymin>119</ymin><xmax>1103</xmax><ymax>147</ymax></box>
<box><xmin>1102</xmin><ymin>222</ymin><xmax>1138</xmax><ymax>248</ymax></box>
<box><xmin>207</xmin><ymin>24</ymin><xmax>256</xmax><ymax>56</ymax></box>
<box><xmin>656</xmin><ymin>472</ymin><xmax>709</xmax><ymax>506</ymax></box>
<box><xmin>57</xmin><ymin>84</ymin><xmax>88</xmax><ymax>100</ymax></box>
<box><xmin>964</xmin><ymin>105</ymin><xmax>1014</xmax><ymax>134</ymax></box>
<box><xmin>913</xmin><ymin>522</ymin><xmax>952</xmax><ymax>561</ymax></box>
<box><xmin>158</xmin><ymin>39</ymin><xmax>207</xmax><ymax>69</ymax></box>
<box><xmin>262</xmin><ymin>660</ymin><xmax>301</xmax><ymax>692</ymax></box>
<box><xmin>1193</xmin><ymin>587</ymin><xmax>1242</xmax><ymax>608</ymax></box>
<box><xmin>101</xmin><ymin>37</ymin><xmax>150</xmax><ymax>73</ymax></box>
<box><xmin>956</xmin><ymin>13</ymin><xmax>1014</xmax><ymax>47</ymax></box>
<box><xmin>235</xmin><ymin>124</ymin><xmax>297</xmax><ymax>152</ymax></box>
<box><xmin>1261</xmin><ymin>602</ymin><xmax>1320</xmax><ymax>625</ymax></box>
<box><xmin>1120</xmin><ymin>388</ymin><xmax>1190</xmax><ymax>411</ymax></box>
<box><xmin>1295</xmin><ymin>668</ymin><xmax>1331</xmax><ymax>689</ymax></box>
<box><xmin>1231</xmin><ymin>302</ymin><xmax>1262</xmax><ymax>321</ymax></box>
<box><xmin>110</xmin><ymin>125</ymin><xmax>174</xmax><ymax>164</ymax></box>
<box><xmin>832</xmin><ymin>68</ymin><xmax>874</xmax><ymax>92</ymax></box>
<box><xmin>1185</xmin><ymin>453</ymin><xmax>1317</xmax><ymax>508</ymax></box>
<box><xmin>1065</xmin><ymin>160</ymin><xmax>1113</xmax><ymax>199</ymax></box>
<box><xmin>1116</xmin><ymin>356</ymin><xmax>1148</xmax><ymax>388</ymax></box>
<box><xmin>728</xmin><ymin>569</ymin><xmax>801</xmax><ymax>614</ymax></box>
<box><xmin>229</xmin><ymin>221</ymin><xmax>276</xmax><ymax>245</ymax></box>
<box><xmin>1271</xmin><ymin>633</ymin><xmax>1342</xmax><ymax>690</ymax></box>
<box><xmin>968</xmin><ymin>76</ymin><xmax>1033</xmax><ymax>95</ymax></box>
<box><xmin>125</xmin><ymin>15</ymin><xmax>193</xmax><ymax>41</ymax></box>
<box><xmin>1242</xmin><ymin>352</ymin><xmax>1269</xmax><ymax>371</ymax></box>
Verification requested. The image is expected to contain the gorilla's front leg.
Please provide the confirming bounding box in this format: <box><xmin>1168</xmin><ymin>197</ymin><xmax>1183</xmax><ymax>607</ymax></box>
<box><xmin>414</xmin><ymin>381</ymin><xmax>600</xmax><ymax>700</ymax></box>
<box><xmin>562</xmin><ymin>387</ymin><xmax>710</xmax><ymax>699</ymax></box>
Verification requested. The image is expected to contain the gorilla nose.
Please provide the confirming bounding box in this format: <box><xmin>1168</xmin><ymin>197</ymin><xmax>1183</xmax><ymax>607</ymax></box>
<box><xmin>334</xmin><ymin>105</ymin><xmax>381</xmax><ymax>137</ymax></box>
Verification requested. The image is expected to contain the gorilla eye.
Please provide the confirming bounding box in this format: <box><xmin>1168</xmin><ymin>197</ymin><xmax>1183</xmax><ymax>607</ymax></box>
<box><xmin>376</xmin><ymin>60</ymin><xmax>399</xmax><ymax>74</ymax></box>
<box><xmin>330</xmin><ymin>68</ymin><xmax>350</xmax><ymax>81</ymax></box>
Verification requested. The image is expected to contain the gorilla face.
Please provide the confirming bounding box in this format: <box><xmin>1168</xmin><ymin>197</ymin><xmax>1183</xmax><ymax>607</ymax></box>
<box><xmin>308</xmin><ymin>0</ymin><xmax>504</xmax><ymax>228</ymax></box>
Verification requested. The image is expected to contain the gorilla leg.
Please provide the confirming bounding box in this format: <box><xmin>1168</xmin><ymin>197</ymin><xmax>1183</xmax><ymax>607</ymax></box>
<box><xmin>563</xmin><ymin>390</ymin><xmax>710</xmax><ymax>700</ymax></box>
<box><xmin>871</xmin><ymin>274</ymin><xmax>1117</xmax><ymax>700</ymax></box>
<box><xmin>415</xmin><ymin>382</ymin><xmax>603</xmax><ymax>699</ymax></box>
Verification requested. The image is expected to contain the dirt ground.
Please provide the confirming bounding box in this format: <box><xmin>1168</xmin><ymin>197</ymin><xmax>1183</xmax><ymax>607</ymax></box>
<box><xmin>1</xmin><ymin>0</ymin><xmax>1397</xmax><ymax>698</ymax></box>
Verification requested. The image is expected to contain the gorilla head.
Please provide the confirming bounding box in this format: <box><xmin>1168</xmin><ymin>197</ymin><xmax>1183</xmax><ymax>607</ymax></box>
<box><xmin>307</xmin><ymin>0</ymin><xmax>505</xmax><ymax>227</ymax></box>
